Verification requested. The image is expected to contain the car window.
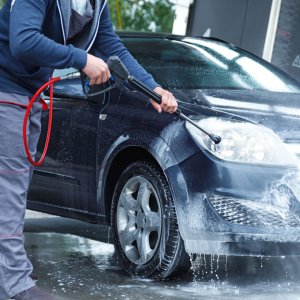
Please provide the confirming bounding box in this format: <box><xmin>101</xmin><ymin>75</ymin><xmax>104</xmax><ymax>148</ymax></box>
<box><xmin>123</xmin><ymin>37</ymin><xmax>300</xmax><ymax>93</ymax></box>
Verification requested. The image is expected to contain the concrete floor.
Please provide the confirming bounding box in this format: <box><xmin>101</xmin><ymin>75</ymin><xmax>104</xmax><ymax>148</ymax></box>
<box><xmin>23</xmin><ymin>210</ymin><xmax>300</xmax><ymax>300</ymax></box>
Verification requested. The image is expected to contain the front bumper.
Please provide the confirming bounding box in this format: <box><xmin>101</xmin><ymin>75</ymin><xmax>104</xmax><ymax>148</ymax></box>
<box><xmin>179</xmin><ymin>192</ymin><xmax>300</xmax><ymax>256</ymax></box>
<box><xmin>184</xmin><ymin>237</ymin><xmax>300</xmax><ymax>256</ymax></box>
<box><xmin>165</xmin><ymin>151</ymin><xmax>300</xmax><ymax>256</ymax></box>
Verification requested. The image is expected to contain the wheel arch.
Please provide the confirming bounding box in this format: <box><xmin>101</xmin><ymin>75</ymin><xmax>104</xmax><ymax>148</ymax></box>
<box><xmin>103</xmin><ymin>146</ymin><xmax>164</xmax><ymax>224</ymax></box>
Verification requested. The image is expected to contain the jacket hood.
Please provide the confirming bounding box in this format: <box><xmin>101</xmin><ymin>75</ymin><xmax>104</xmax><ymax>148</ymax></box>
<box><xmin>57</xmin><ymin>0</ymin><xmax>107</xmax><ymax>50</ymax></box>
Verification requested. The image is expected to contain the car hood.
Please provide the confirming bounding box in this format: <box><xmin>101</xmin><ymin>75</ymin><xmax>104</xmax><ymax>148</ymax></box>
<box><xmin>172</xmin><ymin>89</ymin><xmax>300</xmax><ymax>159</ymax></box>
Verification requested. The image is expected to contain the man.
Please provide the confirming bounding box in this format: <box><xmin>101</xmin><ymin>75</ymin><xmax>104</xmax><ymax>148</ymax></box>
<box><xmin>0</xmin><ymin>0</ymin><xmax>177</xmax><ymax>299</ymax></box>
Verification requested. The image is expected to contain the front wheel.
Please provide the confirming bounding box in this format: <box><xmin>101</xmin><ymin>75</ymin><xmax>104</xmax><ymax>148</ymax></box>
<box><xmin>111</xmin><ymin>160</ymin><xmax>190</xmax><ymax>279</ymax></box>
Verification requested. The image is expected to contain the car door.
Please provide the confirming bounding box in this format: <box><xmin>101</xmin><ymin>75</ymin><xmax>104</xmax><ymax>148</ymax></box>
<box><xmin>28</xmin><ymin>68</ymin><xmax>109</xmax><ymax>217</ymax></box>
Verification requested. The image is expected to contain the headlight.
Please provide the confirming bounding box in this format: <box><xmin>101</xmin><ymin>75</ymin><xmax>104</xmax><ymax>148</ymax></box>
<box><xmin>186</xmin><ymin>117</ymin><xmax>299</xmax><ymax>166</ymax></box>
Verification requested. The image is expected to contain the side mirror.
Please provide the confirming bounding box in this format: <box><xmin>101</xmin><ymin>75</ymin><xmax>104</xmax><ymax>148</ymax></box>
<box><xmin>44</xmin><ymin>68</ymin><xmax>84</xmax><ymax>99</ymax></box>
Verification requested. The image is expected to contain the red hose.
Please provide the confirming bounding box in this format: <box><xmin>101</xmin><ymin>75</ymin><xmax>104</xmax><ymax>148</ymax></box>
<box><xmin>23</xmin><ymin>77</ymin><xmax>60</xmax><ymax>167</ymax></box>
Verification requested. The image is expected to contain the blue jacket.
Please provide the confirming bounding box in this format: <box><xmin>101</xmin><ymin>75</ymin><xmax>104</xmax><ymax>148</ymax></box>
<box><xmin>0</xmin><ymin>0</ymin><xmax>158</xmax><ymax>96</ymax></box>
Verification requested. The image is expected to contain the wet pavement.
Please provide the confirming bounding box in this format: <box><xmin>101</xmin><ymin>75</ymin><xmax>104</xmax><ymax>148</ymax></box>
<box><xmin>24</xmin><ymin>210</ymin><xmax>300</xmax><ymax>300</ymax></box>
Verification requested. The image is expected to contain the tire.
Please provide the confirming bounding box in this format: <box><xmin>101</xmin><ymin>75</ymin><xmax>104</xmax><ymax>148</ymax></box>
<box><xmin>111</xmin><ymin>160</ymin><xmax>190</xmax><ymax>279</ymax></box>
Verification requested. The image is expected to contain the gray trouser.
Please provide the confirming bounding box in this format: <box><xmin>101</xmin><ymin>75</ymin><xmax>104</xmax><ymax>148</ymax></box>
<box><xmin>0</xmin><ymin>91</ymin><xmax>42</xmax><ymax>300</ymax></box>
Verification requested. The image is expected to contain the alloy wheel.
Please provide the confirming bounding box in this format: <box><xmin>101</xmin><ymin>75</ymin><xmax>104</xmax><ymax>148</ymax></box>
<box><xmin>116</xmin><ymin>176</ymin><xmax>162</xmax><ymax>265</ymax></box>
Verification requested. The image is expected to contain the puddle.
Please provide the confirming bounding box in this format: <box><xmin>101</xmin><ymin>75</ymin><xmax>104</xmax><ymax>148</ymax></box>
<box><xmin>24</xmin><ymin>232</ymin><xmax>300</xmax><ymax>300</ymax></box>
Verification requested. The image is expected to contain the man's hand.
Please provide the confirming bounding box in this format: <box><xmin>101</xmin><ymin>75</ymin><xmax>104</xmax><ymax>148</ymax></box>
<box><xmin>82</xmin><ymin>54</ymin><xmax>111</xmax><ymax>85</ymax></box>
<box><xmin>151</xmin><ymin>87</ymin><xmax>178</xmax><ymax>113</ymax></box>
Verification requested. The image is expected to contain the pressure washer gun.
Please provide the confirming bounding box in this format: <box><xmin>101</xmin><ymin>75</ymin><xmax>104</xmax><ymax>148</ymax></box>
<box><xmin>106</xmin><ymin>56</ymin><xmax>221</xmax><ymax>145</ymax></box>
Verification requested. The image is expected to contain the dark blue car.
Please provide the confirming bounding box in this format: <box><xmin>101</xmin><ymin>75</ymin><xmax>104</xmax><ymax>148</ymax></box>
<box><xmin>28</xmin><ymin>33</ymin><xmax>300</xmax><ymax>279</ymax></box>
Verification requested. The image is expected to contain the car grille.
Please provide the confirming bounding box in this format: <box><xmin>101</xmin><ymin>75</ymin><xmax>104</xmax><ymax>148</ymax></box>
<box><xmin>208</xmin><ymin>196</ymin><xmax>300</xmax><ymax>228</ymax></box>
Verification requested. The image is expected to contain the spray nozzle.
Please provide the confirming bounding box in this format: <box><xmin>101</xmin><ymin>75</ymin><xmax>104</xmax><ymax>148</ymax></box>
<box><xmin>209</xmin><ymin>134</ymin><xmax>222</xmax><ymax>144</ymax></box>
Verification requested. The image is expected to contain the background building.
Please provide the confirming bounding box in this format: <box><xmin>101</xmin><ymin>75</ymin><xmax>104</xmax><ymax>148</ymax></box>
<box><xmin>172</xmin><ymin>0</ymin><xmax>300</xmax><ymax>82</ymax></box>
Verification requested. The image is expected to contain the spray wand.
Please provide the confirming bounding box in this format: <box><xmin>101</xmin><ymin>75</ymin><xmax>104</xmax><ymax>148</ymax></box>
<box><xmin>107</xmin><ymin>56</ymin><xmax>221</xmax><ymax>145</ymax></box>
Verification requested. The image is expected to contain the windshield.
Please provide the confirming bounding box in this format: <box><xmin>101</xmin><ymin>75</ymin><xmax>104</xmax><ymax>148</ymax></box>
<box><xmin>123</xmin><ymin>37</ymin><xmax>300</xmax><ymax>93</ymax></box>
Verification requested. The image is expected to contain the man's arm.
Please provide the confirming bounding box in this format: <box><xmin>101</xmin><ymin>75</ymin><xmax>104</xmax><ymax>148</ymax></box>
<box><xmin>9</xmin><ymin>0</ymin><xmax>87</xmax><ymax>70</ymax></box>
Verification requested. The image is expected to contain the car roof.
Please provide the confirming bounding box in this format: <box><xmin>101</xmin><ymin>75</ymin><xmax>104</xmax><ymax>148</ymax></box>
<box><xmin>117</xmin><ymin>31</ymin><xmax>230</xmax><ymax>45</ymax></box>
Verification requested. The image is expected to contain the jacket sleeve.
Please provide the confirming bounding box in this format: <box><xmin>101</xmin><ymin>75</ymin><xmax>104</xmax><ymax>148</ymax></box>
<box><xmin>9</xmin><ymin>0</ymin><xmax>87</xmax><ymax>70</ymax></box>
<box><xmin>92</xmin><ymin>3</ymin><xmax>159</xmax><ymax>90</ymax></box>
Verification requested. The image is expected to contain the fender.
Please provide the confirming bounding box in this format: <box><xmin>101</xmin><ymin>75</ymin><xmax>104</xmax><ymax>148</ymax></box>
<box><xmin>96</xmin><ymin>128</ymin><xmax>180</xmax><ymax>216</ymax></box>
